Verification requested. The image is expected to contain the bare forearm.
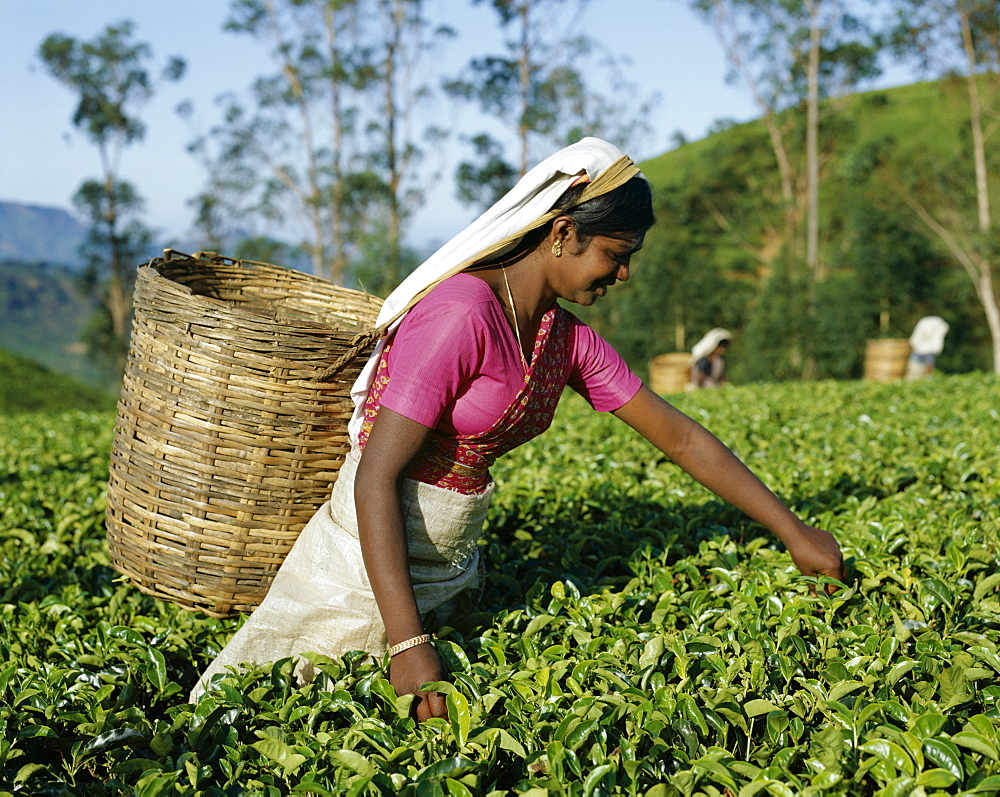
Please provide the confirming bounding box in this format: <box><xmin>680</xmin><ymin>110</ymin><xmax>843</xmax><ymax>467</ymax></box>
<box><xmin>355</xmin><ymin>474</ymin><xmax>425</xmax><ymax>646</ymax></box>
<box><xmin>614</xmin><ymin>386</ymin><xmax>844</xmax><ymax>586</ymax></box>
<box><xmin>614</xmin><ymin>386</ymin><xmax>804</xmax><ymax>543</ymax></box>
<box><xmin>353</xmin><ymin>408</ymin><xmax>435</xmax><ymax>648</ymax></box>
<box><xmin>351</xmin><ymin>397</ymin><xmax>452</xmax><ymax>720</ymax></box>
<box><xmin>667</xmin><ymin>420</ymin><xmax>806</xmax><ymax>544</ymax></box>
<box><xmin>355</xmin><ymin>461</ymin><xmax>447</xmax><ymax>719</ymax></box>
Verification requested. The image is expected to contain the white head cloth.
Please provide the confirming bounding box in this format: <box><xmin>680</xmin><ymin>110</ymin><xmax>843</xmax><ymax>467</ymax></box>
<box><xmin>348</xmin><ymin>137</ymin><xmax>641</xmax><ymax>444</ymax></box>
<box><xmin>909</xmin><ymin>316</ymin><xmax>949</xmax><ymax>355</ymax></box>
<box><xmin>691</xmin><ymin>328</ymin><xmax>732</xmax><ymax>362</ymax></box>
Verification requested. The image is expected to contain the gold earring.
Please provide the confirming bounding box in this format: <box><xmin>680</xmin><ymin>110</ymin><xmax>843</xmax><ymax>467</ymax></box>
<box><xmin>551</xmin><ymin>240</ymin><xmax>563</xmax><ymax>257</ymax></box>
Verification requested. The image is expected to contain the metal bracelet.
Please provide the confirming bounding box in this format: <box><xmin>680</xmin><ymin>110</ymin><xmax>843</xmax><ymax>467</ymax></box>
<box><xmin>387</xmin><ymin>633</ymin><xmax>434</xmax><ymax>657</ymax></box>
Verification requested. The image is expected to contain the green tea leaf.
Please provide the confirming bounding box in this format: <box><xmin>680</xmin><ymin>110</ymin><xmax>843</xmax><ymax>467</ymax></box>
<box><xmin>922</xmin><ymin>738</ymin><xmax>964</xmax><ymax>780</ymax></box>
<box><xmin>251</xmin><ymin>737</ymin><xmax>307</xmax><ymax>776</ymax></box>
<box><xmin>827</xmin><ymin>680</ymin><xmax>865</xmax><ymax>702</ymax></box>
<box><xmin>14</xmin><ymin>762</ymin><xmax>47</xmax><ymax>785</ymax></box>
<box><xmin>331</xmin><ymin>749</ymin><xmax>375</xmax><ymax>777</ymax></box>
<box><xmin>582</xmin><ymin>763</ymin><xmax>614</xmax><ymax>796</ymax></box>
<box><xmin>916</xmin><ymin>768</ymin><xmax>957</xmax><ymax>788</ymax></box>
<box><xmin>973</xmin><ymin>572</ymin><xmax>1000</xmax><ymax>602</ymax></box>
<box><xmin>744</xmin><ymin>699</ymin><xmax>780</xmax><ymax>717</ymax></box>
<box><xmin>885</xmin><ymin>659</ymin><xmax>918</xmax><ymax>685</ymax></box>
<box><xmin>143</xmin><ymin>646</ymin><xmax>167</xmax><ymax>692</ymax></box>
<box><xmin>524</xmin><ymin>614</ymin><xmax>554</xmax><ymax>637</ymax></box>
<box><xmin>443</xmin><ymin>779</ymin><xmax>475</xmax><ymax>797</ymax></box>
<box><xmin>859</xmin><ymin>739</ymin><xmax>915</xmax><ymax>775</ymax></box>
<box><xmin>79</xmin><ymin>728</ymin><xmax>148</xmax><ymax>757</ymax></box>
<box><xmin>952</xmin><ymin>731</ymin><xmax>999</xmax><ymax>761</ymax></box>
<box><xmin>447</xmin><ymin>690</ymin><xmax>471</xmax><ymax>748</ymax></box>
<box><xmin>416</xmin><ymin>756</ymin><xmax>478</xmax><ymax>782</ymax></box>
<box><xmin>971</xmin><ymin>647</ymin><xmax>1000</xmax><ymax>674</ymax></box>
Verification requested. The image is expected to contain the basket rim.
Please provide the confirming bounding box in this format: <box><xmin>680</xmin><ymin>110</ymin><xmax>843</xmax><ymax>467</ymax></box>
<box><xmin>154</xmin><ymin>249</ymin><xmax>377</xmax><ymax>296</ymax></box>
<box><xmin>139</xmin><ymin>249</ymin><xmax>382</xmax><ymax>334</ymax></box>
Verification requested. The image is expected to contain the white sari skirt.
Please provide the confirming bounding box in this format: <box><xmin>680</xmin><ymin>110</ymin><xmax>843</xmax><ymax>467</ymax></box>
<box><xmin>190</xmin><ymin>453</ymin><xmax>492</xmax><ymax>700</ymax></box>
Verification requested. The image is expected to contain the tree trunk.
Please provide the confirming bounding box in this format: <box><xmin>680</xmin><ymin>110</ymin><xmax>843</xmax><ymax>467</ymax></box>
<box><xmin>806</xmin><ymin>0</ymin><xmax>822</xmax><ymax>282</ymax></box>
<box><xmin>383</xmin><ymin>0</ymin><xmax>404</xmax><ymax>289</ymax></box>
<box><xmin>517</xmin><ymin>0</ymin><xmax>531</xmax><ymax>176</ymax></box>
<box><xmin>976</xmin><ymin>266</ymin><xmax>1000</xmax><ymax>373</ymax></box>
<box><xmin>897</xmin><ymin>186</ymin><xmax>1000</xmax><ymax>373</ymax></box>
<box><xmin>959</xmin><ymin>5</ymin><xmax>998</xmax><ymax>372</ymax></box>
<box><xmin>706</xmin><ymin>1</ymin><xmax>795</xmax><ymax>204</ymax></box>
<box><xmin>325</xmin><ymin>2</ymin><xmax>349</xmax><ymax>286</ymax></box>
<box><xmin>801</xmin><ymin>0</ymin><xmax>823</xmax><ymax>380</ymax></box>
<box><xmin>103</xmin><ymin>175</ymin><xmax>128</xmax><ymax>350</ymax></box>
<box><xmin>959</xmin><ymin>7</ymin><xmax>992</xmax><ymax>234</ymax></box>
<box><xmin>266</xmin><ymin>0</ymin><xmax>329</xmax><ymax>279</ymax></box>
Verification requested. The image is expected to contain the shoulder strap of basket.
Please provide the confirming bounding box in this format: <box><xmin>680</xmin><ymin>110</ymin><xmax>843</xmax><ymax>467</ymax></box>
<box><xmin>317</xmin><ymin>327</ymin><xmax>387</xmax><ymax>382</ymax></box>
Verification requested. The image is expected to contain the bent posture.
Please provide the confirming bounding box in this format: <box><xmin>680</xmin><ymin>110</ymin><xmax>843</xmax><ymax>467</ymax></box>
<box><xmin>192</xmin><ymin>139</ymin><xmax>845</xmax><ymax>719</ymax></box>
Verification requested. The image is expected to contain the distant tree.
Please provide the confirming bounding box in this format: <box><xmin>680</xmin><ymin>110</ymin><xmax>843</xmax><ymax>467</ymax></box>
<box><xmin>446</xmin><ymin>0</ymin><xmax>659</xmax><ymax>208</ymax></box>
<box><xmin>692</xmin><ymin>0</ymin><xmax>879</xmax><ymax>257</ymax></box>
<box><xmin>184</xmin><ymin>0</ymin><xmax>370</xmax><ymax>282</ymax></box>
<box><xmin>187</xmin><ymin>0</ymin><xmax>444</xmax><ymax>287</ymax></box>
<box><xmin>454</xmin><ymin>133</ymin><xmax>520</xmax><ymax>209</ymax></box>
<box><xmin>233</xmin><ymin>236</ymin><xmax>306</xmax><ymax>269</ymax></box>
<box><xmin>73</xmin><ymin>180</ymin><xmax>151</xmax><ymax>373</ymax></box>
<box><xmin>349</xmin><ymin>220</ymin><xmax>424</xmax><ymax>297</ymax></box>
<box><xmin>360</xmin><ymin>0</ymin><xmax>451</xmax><ymax>288</ymax></box>
<box><xmin>691</xmin><ymin>0</ymin><xmax>880</xmax><ymax>376</ymax></box>
<box><xmin>884</xmin><ymin>0</ymin><xmax>1000</xmax><ymax>373</ymax></box>
<box><xmin>39</xmin><ymin>21</ymin><xmax>185</xmax><ymax>373</ymax></box>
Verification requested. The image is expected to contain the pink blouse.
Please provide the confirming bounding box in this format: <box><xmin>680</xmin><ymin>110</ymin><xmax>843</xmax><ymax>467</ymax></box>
<box><xmin>378</xmin><ymin>273</ymin><xmax>640</xmax><ymax>436</ymax></box>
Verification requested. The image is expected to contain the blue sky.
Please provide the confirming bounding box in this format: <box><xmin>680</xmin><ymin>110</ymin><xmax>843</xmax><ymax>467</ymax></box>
<box><xmin>0</xmin><ymin>0</ymin><xmax>908</xmax><ymax>250</ymax></box>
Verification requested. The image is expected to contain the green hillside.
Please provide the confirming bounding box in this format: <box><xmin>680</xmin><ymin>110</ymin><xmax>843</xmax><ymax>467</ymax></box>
<box><xmin>640</xmin><ymin>80</ymin><xmax>966</xmax><ymax>188</ymax></box>
<box><xmin>0</xmin><ymin>347</ymin><xmax>116</xmax><ymax>413</ymax></box>
<box><xmin>0</xmin><ymin>259</ymin><xmax>114</xmax><ymax>390</ymax></box>
<box><xmin>578</xmin><ymin>78</ymin><xmax>995</xmax><ymax>382</ymax></box>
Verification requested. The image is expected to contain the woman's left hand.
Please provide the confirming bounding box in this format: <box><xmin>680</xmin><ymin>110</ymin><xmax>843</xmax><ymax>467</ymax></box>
<box><xmin>784</xmin><ymin>525</ymin><xmax>846</xmax><ymax>595</ymax></box>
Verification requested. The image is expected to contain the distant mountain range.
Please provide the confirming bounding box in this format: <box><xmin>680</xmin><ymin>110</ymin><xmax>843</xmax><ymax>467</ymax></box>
<box><xmin>0</xmin><ymin>258</ymin><xmax>108</xmax><ymax>389</ymax></box>
<box><xmin>0</xmin><ymin>200</ymin><xmax>313</xmax><ymax>390</ymax></box>
<box><xmin>0</xmin><ymin>202</ymin><xmax>105</xmax><ymax>388</ymax></box>
<box><xmin>0</xmin><ymin>199</ymin><xmax>314</xmax><ymax>270</ymax></box>
<box><xmin>0</xmin><ymin>201</ymin><xmax>87</xmax><ymax>267</ymax></box>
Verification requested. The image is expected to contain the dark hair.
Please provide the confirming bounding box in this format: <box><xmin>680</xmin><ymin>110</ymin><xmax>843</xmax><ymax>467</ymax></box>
<box><xmin>550</xmin><ymin>175</ymin><xmax>655</xmax><ymax>252</ymax></box>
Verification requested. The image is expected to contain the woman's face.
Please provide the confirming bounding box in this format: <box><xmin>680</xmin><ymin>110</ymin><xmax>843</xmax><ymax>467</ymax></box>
<box><xmin>554</xmin><ymin>234</ymin><xmax>636</xmax><ymax>306</ymax></box>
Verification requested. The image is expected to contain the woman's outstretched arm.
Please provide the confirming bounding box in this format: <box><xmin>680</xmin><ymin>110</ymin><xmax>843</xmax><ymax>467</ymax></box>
<box><xmin>612</xmin><ymin>385</ymin><xmax>845</xmax><ymax>590</ymax></box>
<box><xmin>354</xmin><ymin>407</ymin><xmax>448</xmax><ymax>720</ymax></box>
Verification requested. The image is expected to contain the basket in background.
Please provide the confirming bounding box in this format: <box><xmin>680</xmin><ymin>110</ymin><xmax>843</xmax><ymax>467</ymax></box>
<box><xmin>106</xmin><ymin>250</ymin><xmax>383</xmax><ymax>617</ymax></box>
<box><xmin>864</xmin><ymin>338</ymin><xmax>910</xmax><ymax>383</ymax></box>
<box><xmin>649</xmin><ymin>352</ymin><xmax>692</xmax><ymax>394</ymax></box>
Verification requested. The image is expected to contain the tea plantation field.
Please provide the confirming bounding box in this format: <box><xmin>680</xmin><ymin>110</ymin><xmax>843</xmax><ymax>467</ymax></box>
<box><xmin>1</xmin><ymin>374</ymin><xmax>998</xmax><ymax>796</ymax></box>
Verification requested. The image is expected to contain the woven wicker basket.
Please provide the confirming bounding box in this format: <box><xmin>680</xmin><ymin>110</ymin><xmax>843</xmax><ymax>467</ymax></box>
<box><xmin>106</xmin><ymin>250</ymin><xmax>383</xmax><ymax>617</ymax></box>
<box><xmin>863</xmin><ymin>338</ymin><xmax>910</xmax><ymax>383</ymax></box>
<box><xmin>649</xmin><ymin>352</ymin><xmax>692</xmax><ymax>394</ymax></box>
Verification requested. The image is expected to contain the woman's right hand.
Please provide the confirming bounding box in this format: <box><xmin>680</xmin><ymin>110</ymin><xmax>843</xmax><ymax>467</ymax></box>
<box><xmin>389</xmin><ymin>643</ymin><xmax>448</xmax><ymax>721</ymax></box>
<box><xmin>785</xmin><ymin>524</ymin><xmax>846</xmax><ymax>595</ymax></box>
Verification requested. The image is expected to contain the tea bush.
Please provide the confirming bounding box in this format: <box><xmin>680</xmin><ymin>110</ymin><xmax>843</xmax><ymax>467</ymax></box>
<box><xmin>1</xmin><ymin>375</ymin><xmax>998</xmax><ymax>795</ymax></box>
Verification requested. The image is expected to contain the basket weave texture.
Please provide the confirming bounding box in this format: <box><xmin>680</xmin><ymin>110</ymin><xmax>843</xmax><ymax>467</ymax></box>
<box><xmin>649</xmin><ymin>352</ymin><xmax>692</xmax><ymax>395</ymax></box>
<box><xmin>106</xmin><ymin>251</ymin><xmax>383</xmax><ymax>617</ymax></box>
<box><xmin>864</xmin><ymin>338</ymin><xmax>910</xmax><ymax>383</ymax></box>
